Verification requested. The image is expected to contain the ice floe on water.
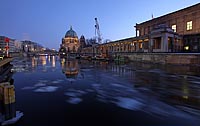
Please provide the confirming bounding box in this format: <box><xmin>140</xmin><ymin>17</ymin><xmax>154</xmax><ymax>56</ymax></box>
<box><xmin>34</xmin><ymin>86</ymin><xmax>59</xmax><ymax>92</ymax></box>
<box><xmin>11</xmin><ymin>67</ymin><xmax>27</xmax><ymax>72</ymax></box>
<box><xmin>190</xmin><ymin>81</ymin><xmax>200</xmax><ymax>85</ymax></box>
<box><xmin>34</xmin><ymin>83</ymin><xmax>46</xmax><ymax>87</ymax></box>
<box><xmin>65</xmin><ymin>78</ymin><xmax>76</xmax><ymax>82</ymax></box>
<box><xmin>65</xmin><ymin>89</ymin><xmax>87</xmax><ymax>96</ymax></box>
<box><xmin>169</xmin><ymin>74</ymin><xmax>179</xmax><ymax>78</ymax></box>
<box><xmin>89</xmin><ymin>82</ymin><xmax>199</xmax><ymax>120</ymax></box>
<box><xmin>85</xmin><ymin>89</ymin><xmax>95</xmax><ymax>92</ymax></box>
<box><xmin>113</xmin><ymin>97</ymin><xmax>143</xmax><ymax>111</ymax></box>
<box><xmin>65</xmin><ymin>89</ymin><xmax>88</xmax><ymax>104</ymax></box>
<box><xmin>51</xmin><ymin>79</ymin><xmax>64</xmax><ymax>84</ymax></box>
<box><xmin>38</xmin><ymin>80</ymin><xmax>48</xmax><ymax>83</ymax></box>
<box><xmin>110</xmin><ymin>83</ymin><xmax>129</xmax><ymax>89</ymax></box>
<box><xmin>21</xmin><ymin>83</ymin><xmax>46</xmax><ymax>90</ymax></box>
<box><xmin>67</xmin><ymin>97</ymin><xmax>82</xmax><ymax>104</ymax></box>
<box><xmin>65</xmin><ymin>92</ymin><xmax>82</xmax><ymax>97</ymax></box>
<box><xmin>176</xmin><ymin>105</ymin><xmax>200</xmax><ymax>117</ymax></box>
<box><xmin>21</xmin><ymin>78</ymin><xmax>63</xmax><ymax>93</ymax></box>
<box><xmin>140</xmin><ymin>100</ymin><xmax>199</xmax><ymax>120</ymax></box>
<box><xmin>91</xmin><ymin>83</ymin><xmax>101</xmax><ymax>87</ymax></box>
<box><xmin>37</xmin><ymin>79</ymin><xmax>64</xmax><ymax>84</ymax></box>
<box><xmin>188</xmin><ymin>75</ymin><xmax>200</xmax><ymax>80</ymax></box>
<box><xmin>92</xmin><ymin>82</ymin><xmax>135</xmax><ymax>96</ymax></box>
<box><xmin>91</xmin><ymin>82</ymin><xmax>138</xmax><ymax>105</ymax></box>
<box><xmin>21</xmin><ymin>86</ymin><xmax>35</xmax><ymax>90</ymax></box>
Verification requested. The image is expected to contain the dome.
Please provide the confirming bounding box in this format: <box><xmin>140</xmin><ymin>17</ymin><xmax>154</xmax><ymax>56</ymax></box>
<box><xmin>65</xmin><ymin>26</ymin><xmax>78</xmax><ymax>38</ymax></box>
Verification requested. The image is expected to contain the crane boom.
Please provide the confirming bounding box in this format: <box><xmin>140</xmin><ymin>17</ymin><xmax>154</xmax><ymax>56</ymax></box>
<box><xmin>95</xmin><ymin>18</ymin><xmax>102</xmax><ymax>44</ymax></box>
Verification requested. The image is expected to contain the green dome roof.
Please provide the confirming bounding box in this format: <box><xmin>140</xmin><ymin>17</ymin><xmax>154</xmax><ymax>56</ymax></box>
<box><xmin>65</xmin><ymin>26</ymin><xmax>78</xmax><ymax>38</ymax></box>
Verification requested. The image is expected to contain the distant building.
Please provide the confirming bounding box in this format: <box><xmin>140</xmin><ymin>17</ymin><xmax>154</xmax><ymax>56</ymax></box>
<box><xmin>14</xmin><ymin>40</ymin><xmax>22</xmax><ymax>52</ymax></box>
<box><xmin>21</xmin><ymin>40</ymin><xmax>43</xmax><ymax>52</ymax></box>
<box><xmin>59</xmin><ymin>26</ymin><xmax>80</xmax><ymax>55</ymax></box>
<box><xmin>79</xmin><ymin>35</ymin><xmax>86</xmax><ymax>49</ymax></box>
<box><xmin>0</xmin><ymin>36</ymin><xmax>15</xmax><ymax>53</ymax></box>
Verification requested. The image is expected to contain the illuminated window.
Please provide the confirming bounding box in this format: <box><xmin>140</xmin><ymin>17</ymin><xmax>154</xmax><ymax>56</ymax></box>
<box><xmin>137</xmin><ymin>30</ymin><xmax>140</xmax><ymax>36</ymax></box>
<box><xmin>186</xmin><ymin>21</ymin><xmax>192</xmax><ymax>30</ymax></box>
<box><xmin>139</xmin><ymin>42</ymin><xmax>143</xmax><ymax>49</ymax></box>
<box><xmin>172</xmin><ymin>25</ymin><xmax>176</xmax><ymax>32</ymax></box>
<box><xmin>184</xmin><ymin>46</ymin><xmax>189</xmax><ymax>50</ymax></box>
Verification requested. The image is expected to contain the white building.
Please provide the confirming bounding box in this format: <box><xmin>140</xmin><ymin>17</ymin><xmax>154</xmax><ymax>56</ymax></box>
<box><xmin>14</xmin><ymin>40</ymin><xmax>22</xmax><ymax>52</ymax></box>
<box><xmin>0</xmin><ymin>36</ymin><xmax>15</xmax><ymax>53</ymax></box>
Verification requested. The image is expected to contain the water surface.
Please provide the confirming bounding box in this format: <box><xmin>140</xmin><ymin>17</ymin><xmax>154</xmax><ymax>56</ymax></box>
<box><xmin>10</xmin><ymin>56</ymin><xmax>200</xmax><ymax>126</ymax></box>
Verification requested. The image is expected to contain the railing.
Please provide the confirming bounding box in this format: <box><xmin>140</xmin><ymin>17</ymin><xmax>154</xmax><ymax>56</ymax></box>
<box><xmin>0</xmin><ymin>57</ymin><xmax>13</xmax><ymax>67</ymax></box>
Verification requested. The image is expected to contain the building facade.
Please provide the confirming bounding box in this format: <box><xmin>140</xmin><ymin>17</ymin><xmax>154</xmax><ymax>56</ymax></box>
<box><xmin>81</xmin><ymin>3</ymin><xmax>200</xmax><ymax>56</ymax></box>
<box><xmin>21</xmin><ymin>40</ymin><xmax>43</xmax><ymax>53</ymax></box>
<box><xmin>14</xmin><ymin>40</ymin><xmax>22</xmax><ymax>52</ymax></box>
<box><xmin>79</xmin><ymin>35</ymin><xmax>86</xmax><ymax>49</ymax></box>
<box><xmin>81</xmin><ymin>25</ymin><xmax>182</xmax><ymax>56</ymax></box>
<box><xmin>0</xmin><ymin>36</ymin><xmax>15</xmax><ymax>54</ymax></box>
<box><xmin>135</xmin><ymin>3</ymin><xmax>200</xmax><ymax>52</ymax></box>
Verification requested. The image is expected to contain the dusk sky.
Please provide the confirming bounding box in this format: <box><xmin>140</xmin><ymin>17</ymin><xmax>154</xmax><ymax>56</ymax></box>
<box><xmin>0</xmin><ymin>0</ymin><xmax>199</xmax><ymax>50</ymax></box>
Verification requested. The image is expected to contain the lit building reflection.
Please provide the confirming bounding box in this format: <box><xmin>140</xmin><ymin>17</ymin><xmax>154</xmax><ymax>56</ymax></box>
<box><xmin>61</xmin><ymin>59</ymin><xmax>79</xmax><ymax>78</ymax></box>
<box><xmin>31</xmin><ymin>57</ymin><xmax>38</xmax><ymax>68</ymax></box>
<box><xmin>48</xmin><ymin>55</ymin><xmax>51</xmax><ymax>62</ymax></box>
<box><xmin>40</xmin><ymin>56</ymin><xmax>47</xmax><ymax>66</ymax></box>
<box><xmin>182</xmin><ymin>76</ymin><xmax>189</xmax><ymax>99</ymax></box>
<box><xmin>0</xmin><ymin>64</ymin><xmax>23</xmax><ymax>125</ymax></box>
<box><xmin>31</xmin><ymin>56</ymin><xmax>56</xmax><ymax>68</ymax></box>
<box><xmin>52</xmin><ymin>56</ymin><xmax>56</xmax><ymax>67</ymax></box>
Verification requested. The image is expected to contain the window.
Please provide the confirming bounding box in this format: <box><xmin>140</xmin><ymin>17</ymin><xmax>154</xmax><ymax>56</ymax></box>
<box><xmin>136</xmin><ymin>30</ymin><xmax>140</xmax><ymax>36</ymax></box>
<box><xmin>148</xmin><ymin>26</ymin><xmax>150</xmax><ymax>33</ymax></box>
<box><xmin>139</xmin><ymin>42</ymin><xmax>143</xmax><ymax>49</ymax></box>
<box><xmin>153</xmin><ymin>37</ymin><xmax>161</xmax><ymax>49</ymax></box>
<box><xmin>187</xmin><ymin>21</ymin><xmax>192</xmax><ymax>30</ymax></box>
<box><xmin>172</xmin><ymin>25</ymin><xmax>177</xmax><ymax>32</ymax></box>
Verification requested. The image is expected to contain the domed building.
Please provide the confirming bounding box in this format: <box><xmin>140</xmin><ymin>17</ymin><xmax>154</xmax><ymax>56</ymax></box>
<box><xmin>59</xmin><ymin>26</ymin><xmax>80</xmax><ymax>54</ymax></box>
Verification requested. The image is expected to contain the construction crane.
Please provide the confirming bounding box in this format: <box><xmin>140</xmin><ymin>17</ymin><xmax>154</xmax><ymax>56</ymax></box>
<box><xmin>95</xmin><ymin>18</ymin><xmax>102</xmax><ymax>44</ymax></box>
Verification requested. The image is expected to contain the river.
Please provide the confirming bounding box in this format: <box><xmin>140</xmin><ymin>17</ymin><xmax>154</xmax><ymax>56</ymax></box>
<box><xmin>6</xmin><ymin>55</ymin><xmax>200</xmax><ymax>125</ymax></box>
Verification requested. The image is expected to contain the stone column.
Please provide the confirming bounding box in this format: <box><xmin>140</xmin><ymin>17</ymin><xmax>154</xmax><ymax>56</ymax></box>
<box><xmin>136</xmin><ymin>42</ymin><xmax>139</xmax><ymax>52</ymax></box>
<box><xmin>149</xmin><ymin>38</ymin><xmax>153</xmax><ymax>52</ymax></box>
<box><xmin>162</xmin><ymin>33</ymin><xmax>168</xmax><ymax>52</ymax></box>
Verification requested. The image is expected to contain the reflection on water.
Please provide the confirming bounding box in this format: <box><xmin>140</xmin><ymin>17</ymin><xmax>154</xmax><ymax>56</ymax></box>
<box><xmin>40</xmin><ymin>56</ymin><xmax>46</xmax><ymax>66</ymax></box>
<box><xmin>12</xmin><ymin>56</ymin><xmax>57</xmax><ymax>72</ymax></box>
<box><xmin>61</xmin><ymin>59</ymin><xmax>200</xmax><ymax>118</ymax></box>
<box><xmin>10</xmin><ymin>56</ymin><xmax>200</xmax><ymax>125</ymax></box>
<box><xmin>52</xmin><ymin>56</ymin><xmax>56</xmax><ymax>67</ymax></box>
<box><xmin>110</xmin><ymin>62</ymin><xmax>200</xmax><ymax>111</ymax></box>
<box><xmin>60</xmin><ymin>58</ymin><xmax>79</xmax><ymax>78</ymax></box>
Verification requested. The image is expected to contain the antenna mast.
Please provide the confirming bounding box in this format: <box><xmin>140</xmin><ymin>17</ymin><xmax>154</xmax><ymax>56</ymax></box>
<box><xmin>95</xmin><ymin>18</ymin><xmax>102</xmax><ymax>44</ymax></box>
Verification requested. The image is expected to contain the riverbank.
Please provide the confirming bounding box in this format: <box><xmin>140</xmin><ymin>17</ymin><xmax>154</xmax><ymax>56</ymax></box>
<box><xmin>115</xmin><ymin>53</ymin><xmax>200</xmax><ymax>65</ymax></box>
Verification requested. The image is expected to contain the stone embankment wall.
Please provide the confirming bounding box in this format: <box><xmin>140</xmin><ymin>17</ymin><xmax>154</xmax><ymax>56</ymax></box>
<box><xmin>9</xmin><ymin>52</ymin><xmax>23</xmax><ymax>57</ymax></box>
<box><xmin>119</xmin><ymin>53</ymin><xmax>200</xmax><ymax>65</ymax></box>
